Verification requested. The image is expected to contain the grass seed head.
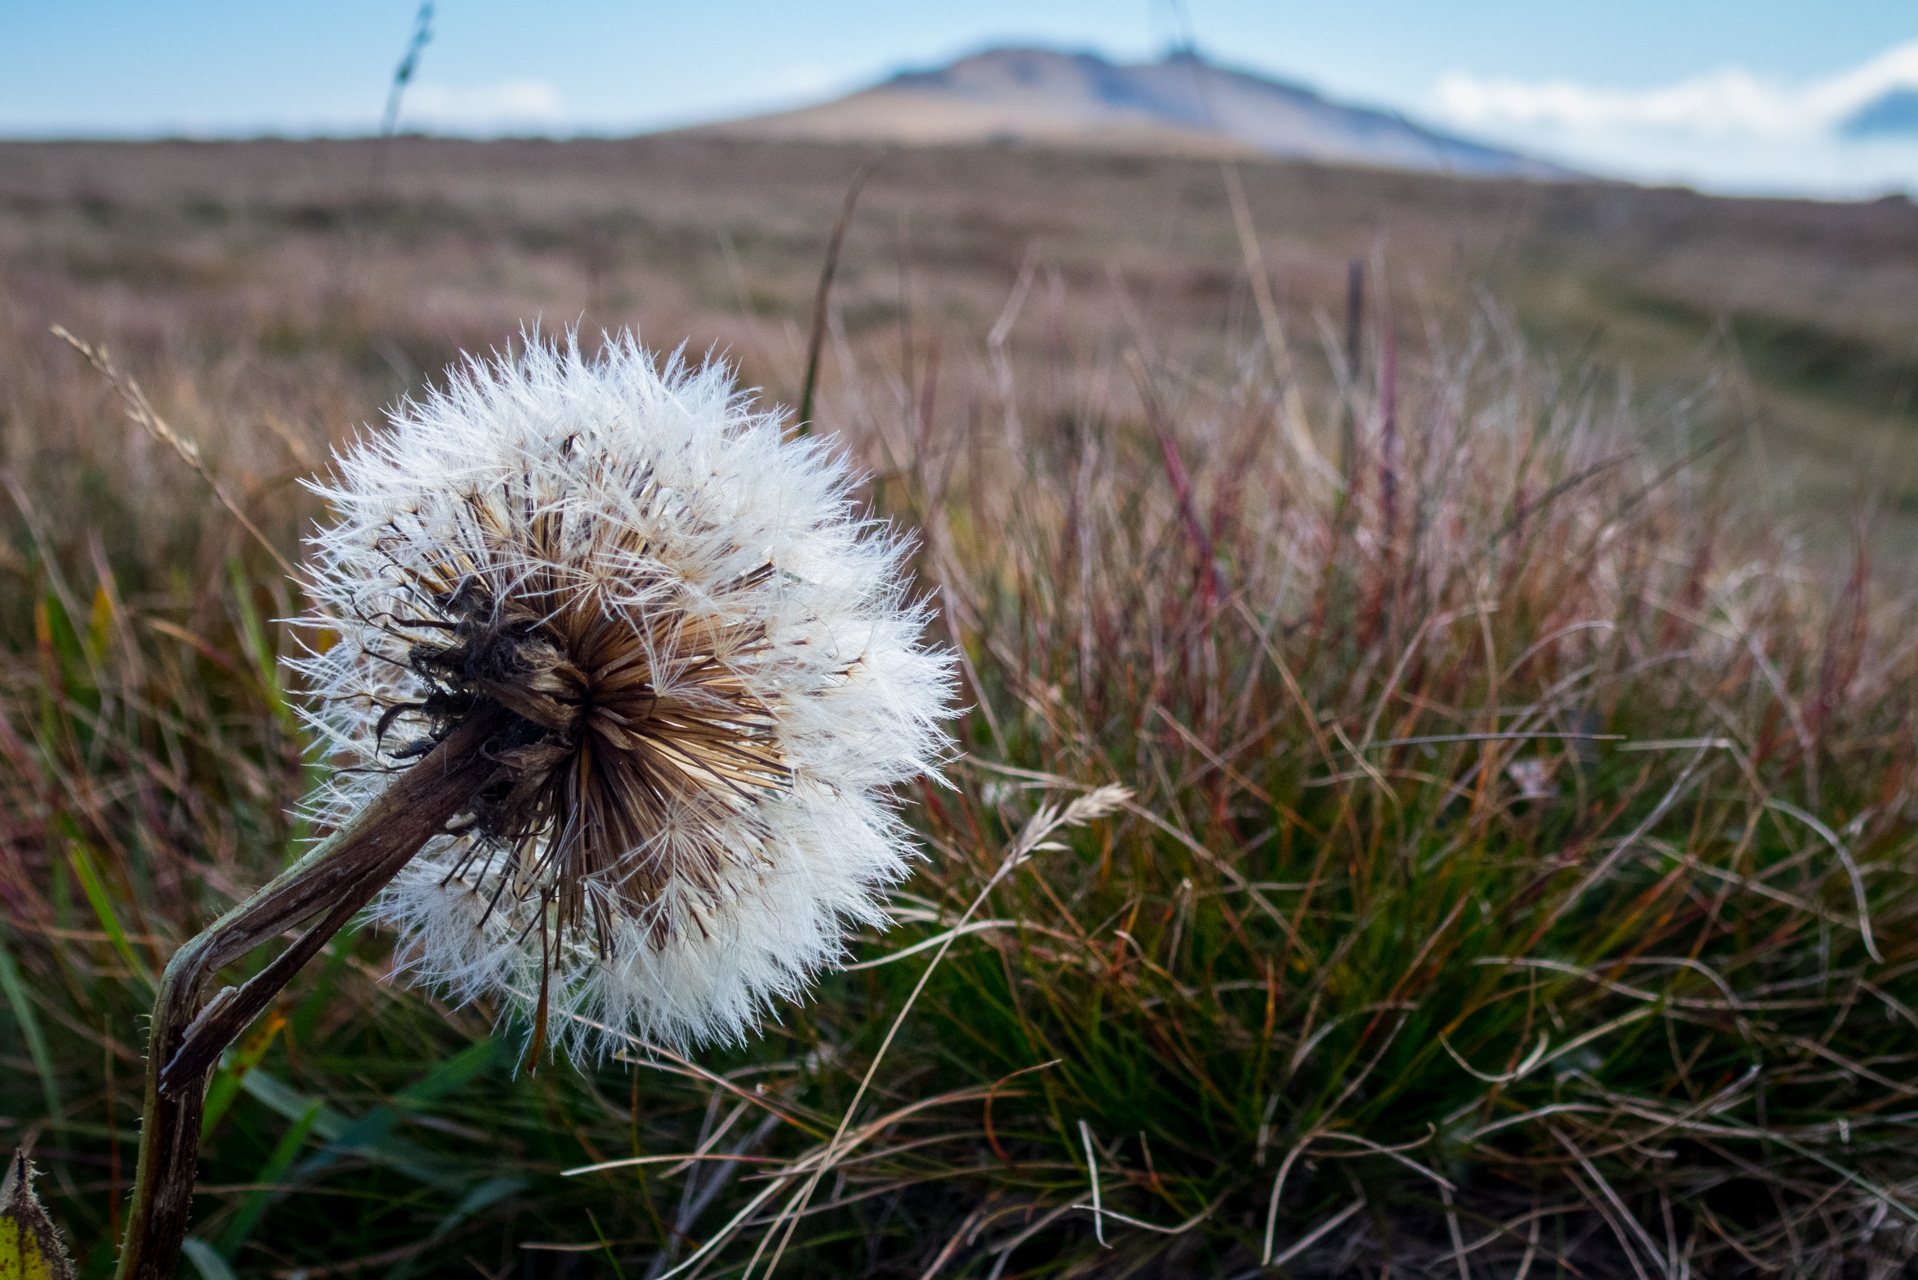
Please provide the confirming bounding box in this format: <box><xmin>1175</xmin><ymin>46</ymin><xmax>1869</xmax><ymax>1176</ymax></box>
<box><xmin>293</xmin><ymin>332</ymin><xmax>956</xmax><ymax>1054</ymax></box>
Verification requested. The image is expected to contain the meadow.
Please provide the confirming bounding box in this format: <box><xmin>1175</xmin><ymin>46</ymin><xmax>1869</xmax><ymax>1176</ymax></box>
<box><xmin>2</xmin><ymin>134</ymin><xmax>1918</xmax><ymax>1277</ymax></box>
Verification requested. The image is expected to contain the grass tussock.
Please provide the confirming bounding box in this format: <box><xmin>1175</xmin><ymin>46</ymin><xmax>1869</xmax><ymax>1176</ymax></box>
<box><xmin>846</xmin><ymin>320</ymin><xmax>1918</xmax><ymax>1276</ymax></box>
<box><xmin>1</xmin><ymin>146</ymin><xmax>1917</xmax><ymax>1277</ymax></box>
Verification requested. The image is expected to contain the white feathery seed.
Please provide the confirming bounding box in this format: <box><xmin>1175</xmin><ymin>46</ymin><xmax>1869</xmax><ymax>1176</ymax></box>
<box><xmin>291</xmin><ymin>333</ymin><xmax>955</xmax><ymax>1055</ymax></box>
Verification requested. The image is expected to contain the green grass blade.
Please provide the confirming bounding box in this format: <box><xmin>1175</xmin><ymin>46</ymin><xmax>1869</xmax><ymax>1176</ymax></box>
<box><xmin>180</xmin><ymin>1238</ymin><xmax>239</xmax><ymax>1280</ymax></box>
<box><xmin>227</xmin><ymin>557</ymin><xmax>292</xmax><ymax>733</ymax></box>
<box><xmin>201</xmin><ymin>1013</ymin><xmax>286</xmax><ymax>1139</ymax></box>
<box><xmin>243</xmin><ymin>1068</ymin><xmax>465</xmax><ymax>1188</ymax></box>
<box><xmin>0</xmin><ymin>924</ymin><xmax>62</xmax><ymax>1133</ymax></box>
<box><xmin>239</xmin><ymin>1069</ymin><xmax>350</xmax><ymax>1140</ymax></box>
<box><xmin>68</xmin><ymin>842</ymin><xmax>154</xmax><ymax>993</ymax></box>
<box><xmin>588</xmin><ymin>1208</ymin><xmax>628</xmax><ymax>1280</ymax></box>
<box><xmin>391</xmin><ymin>1036</ymin><xmax>501</xmax><ymax>1109</ymax></box>
<box><xmin>216</xmin><ymin>1099</ymin><xmax>322</xmax><ymax>1258</ymax></box>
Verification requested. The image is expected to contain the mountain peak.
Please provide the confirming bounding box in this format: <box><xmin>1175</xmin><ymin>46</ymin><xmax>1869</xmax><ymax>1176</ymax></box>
<box><xmin>699</xmin><ymin>45</ymin><xmax>1570</xmax><ymax>179</ymax></box>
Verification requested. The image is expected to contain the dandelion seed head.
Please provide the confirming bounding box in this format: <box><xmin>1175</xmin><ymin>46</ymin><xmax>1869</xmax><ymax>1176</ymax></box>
<box><xmin>292</xmin><ymin>332</ymin><xmax>955</xmax><ymax>1055</ymax></box>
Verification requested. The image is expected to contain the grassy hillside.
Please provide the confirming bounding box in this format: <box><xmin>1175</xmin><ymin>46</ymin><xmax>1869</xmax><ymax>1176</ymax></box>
<box><xmin>5</xmin><ymin>136</ymin><xmax>1917</xmax><ymax>555</ymax></box>
<box><xmin>1</xmin><ymin>136</ymin><xmax>1917</xmax><ymax>1277</ymax></box>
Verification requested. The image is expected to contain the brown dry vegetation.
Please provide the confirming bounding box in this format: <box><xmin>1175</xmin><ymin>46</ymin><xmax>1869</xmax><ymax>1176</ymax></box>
<box><xmin>4</xmin><ymin>136</ymin><xmax>1918</xmax><ymax>558</ymax></box>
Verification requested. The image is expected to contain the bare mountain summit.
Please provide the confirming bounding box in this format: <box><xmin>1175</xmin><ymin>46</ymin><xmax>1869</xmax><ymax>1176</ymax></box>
<box><xmin>700</xmin><ymin>46</ymin><xmax>1571</xmax><ymax>178</ymax></box>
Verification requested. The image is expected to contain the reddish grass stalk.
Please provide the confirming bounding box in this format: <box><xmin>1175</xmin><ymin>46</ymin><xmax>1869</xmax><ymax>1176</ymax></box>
<box><xmin>1125</xmin><ymin>350</ymin><xmax>1221</xmax><ymax>609</ymax></box>
<box><xmin>1342</xmin><ymin>258</ymin><xmax>1364</xmax><ymax>487</ymax></box>
<box><xmin>1379</xmin><ymin>320</ymin><xmax>1398</xmax><ymax>550</ymax></box>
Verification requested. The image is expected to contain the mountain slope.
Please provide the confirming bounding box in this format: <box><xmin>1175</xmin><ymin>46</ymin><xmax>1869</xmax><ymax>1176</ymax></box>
<box><xmin>700</xmin><ymin>47</ymin><xmax>1570</xmax><ymax>178</ymax></box>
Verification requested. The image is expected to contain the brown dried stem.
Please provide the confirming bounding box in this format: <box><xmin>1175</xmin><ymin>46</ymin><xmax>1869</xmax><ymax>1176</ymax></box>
<box><xmin>796</xmin><ymin>156</ymin><xmax>883</xmax><ymax>434</ymax></box>
<box><xmin>113</xmin><ymin>706</ymin><xmax>509</xmax><ymax>1280</ymax></box>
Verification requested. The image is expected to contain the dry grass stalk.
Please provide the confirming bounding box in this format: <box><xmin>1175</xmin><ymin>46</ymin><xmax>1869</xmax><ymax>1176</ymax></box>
<box><xmin>50</xmin><ymin>326</ymin><xmax>298</xmax><ymax>581</ymax></box>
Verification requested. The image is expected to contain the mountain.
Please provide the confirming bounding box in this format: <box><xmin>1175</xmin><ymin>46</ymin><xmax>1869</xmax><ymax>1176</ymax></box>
<box><xmin>698</xmin><ymin>46</ymin><xmax>1571</xmax><ymax>179</ymax></box>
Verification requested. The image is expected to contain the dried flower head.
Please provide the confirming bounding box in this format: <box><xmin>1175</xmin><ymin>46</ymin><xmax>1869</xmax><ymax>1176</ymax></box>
<box><xmin>293</xmin><ymin>335</ymin><xmax>954</xmax><ymax>1054</ymax></box>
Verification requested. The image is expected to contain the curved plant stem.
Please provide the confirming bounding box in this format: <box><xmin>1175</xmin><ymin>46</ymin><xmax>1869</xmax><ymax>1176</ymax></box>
<box><xmin>113</xmin><ymin>707</ymin><xmax>508</xmax><ymax>1280</ymax></box>
<box><xmin>795</xmin><ymin>156</ymin><xmax>881</xmax><ymax>434</ymax></box>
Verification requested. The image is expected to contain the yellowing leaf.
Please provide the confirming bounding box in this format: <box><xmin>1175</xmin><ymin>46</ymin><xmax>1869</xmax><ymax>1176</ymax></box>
<box><xmin>0</xmin><ymin>1150</ymin><xmax>74</xmax><ymax>1280</ymax></box>
<box><xmin>88</xmin><ymin>585</ymin><xmax>112</xmax><ymax>660</ymax></box>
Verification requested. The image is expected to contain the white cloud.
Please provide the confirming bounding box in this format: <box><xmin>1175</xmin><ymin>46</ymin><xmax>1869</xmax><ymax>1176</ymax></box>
<box><xmin>403</xmin><ymin>79</ymin><xmax>564</xmax><ymax>133</ymax></box>
<box><xmin>1424</xmin><ymin>42</ymin><xmax>1918</xmax><ymax>195</ymax></box>
<box><xmin>1433</xmin><ymin>40</ymin><xmax>1918</xmax><ymax>142</ymax></box>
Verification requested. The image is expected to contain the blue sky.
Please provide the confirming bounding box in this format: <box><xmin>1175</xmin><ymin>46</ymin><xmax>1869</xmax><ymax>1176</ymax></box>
<box><xmin>5</xmin><ymin>1</ymin><xmax>1916</xmax><ymax>195</ymax></box>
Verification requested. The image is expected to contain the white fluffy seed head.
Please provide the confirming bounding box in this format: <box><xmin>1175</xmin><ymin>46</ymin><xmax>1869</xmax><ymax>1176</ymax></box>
<box><xmin>291</xmin><ymin>332</ymin><xmax>956</xmax><ymax>1056</ymax></box>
